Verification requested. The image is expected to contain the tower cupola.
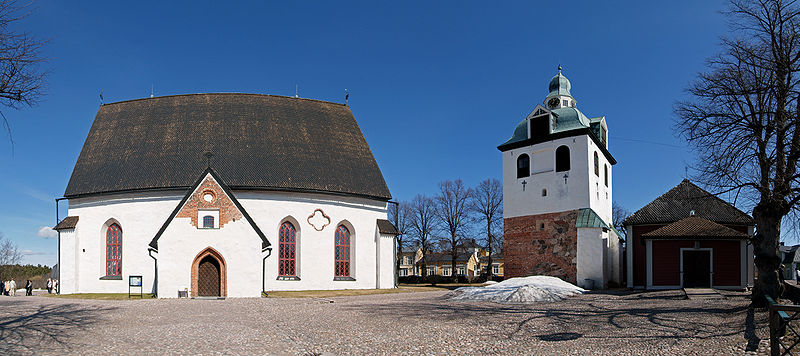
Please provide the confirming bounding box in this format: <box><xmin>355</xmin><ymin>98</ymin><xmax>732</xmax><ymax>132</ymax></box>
<box><xmin>544</xmin><ymin>65</ymin><xmax>577</xmax><ymax>109</ymax></box>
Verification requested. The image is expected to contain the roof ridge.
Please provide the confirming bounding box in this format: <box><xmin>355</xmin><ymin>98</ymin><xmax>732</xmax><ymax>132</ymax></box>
<box><xmin>100</xmin><ymin>92</ymin><xmax>349</xmax><ymax>108</ymax></box>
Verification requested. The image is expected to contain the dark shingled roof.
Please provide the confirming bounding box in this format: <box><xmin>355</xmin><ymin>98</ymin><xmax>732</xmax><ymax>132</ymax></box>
<box><xmin>623</xmin><ymin>180</ymin><xmax>753</xmax><ymax>226</ymax></box>
<box><xmin>53</xmin><ymin>216</ymin><xmax>79</xmax><ymax>230</ymax></box>
<box><xmin>64</xmin><ymin>93</ymin><xmax>392</xmax><ymax>201</ymax></box>
<box><xmin>376</xmin><ymin>219</ymin><xmax>398</xmax><ymax>235</ymax></box>
<box><xmin>641</xmin><ymin>217</ymin><xmax>749</xmax><ymax>239</ymax></box>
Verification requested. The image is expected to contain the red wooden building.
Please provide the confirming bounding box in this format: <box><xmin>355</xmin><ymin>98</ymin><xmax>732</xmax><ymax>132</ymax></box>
<box><xmin>624</xmin><ymin>180</ymin><xmax>754</xmax><ymax>290</ymax></box>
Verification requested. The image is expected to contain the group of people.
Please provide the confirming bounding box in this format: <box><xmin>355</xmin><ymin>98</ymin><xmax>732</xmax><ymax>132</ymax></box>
<box><xmin>0</xmin><ymin>278</ymin><xmax>58</xmax><ymax>296</ymax></box>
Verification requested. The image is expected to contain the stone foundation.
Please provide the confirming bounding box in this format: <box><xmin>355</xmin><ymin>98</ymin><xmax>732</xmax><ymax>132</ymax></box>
<box><xmin>504</xmin><ymin>210</ymin><xmax>578</xmax><ymax>283</ymax></box>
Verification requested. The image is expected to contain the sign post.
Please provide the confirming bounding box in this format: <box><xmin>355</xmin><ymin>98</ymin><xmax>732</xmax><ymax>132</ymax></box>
<box><xmin>128</xmin><ymin>275</ymin><xmax>143</xmax><ymax>298</ymax></box>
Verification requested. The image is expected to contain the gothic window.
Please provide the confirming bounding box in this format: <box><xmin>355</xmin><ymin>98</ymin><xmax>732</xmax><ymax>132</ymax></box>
<box><xmin>555</xmin><ymin>146</ymin><xmax>570</xmax><ymax>172</ymax></box>
<box><xmin>517</xmin><ymin>154</ymin><xmax>530</xmax><ymax>178</ymax></box>
<box><xmin>594</xmin><ymin>152</ymin><xmax>599</xmax><ymax>176</ymax></box>
<box><xmin>202</xmin><ymin>215</ymin><xmax>215</xmax><ymax>228</ymax></box>
<box><xmin>334</xmin><ymin>225</ymin><xmax>351</xmax><ymax>277</ymax></box>
<box><xmin>106</xmin><ymin>223</ymin><xmax>122</xmax><ymax>277</ymax></box>
<box><xmin>604</xmin><ymin>164</ymin><xmax>609</xmax><ymax>187</ymax></box>
<box><xmin>278</xmin><ymin>221</ymin><xmax>296</xmax><ymax>277</ymax></box>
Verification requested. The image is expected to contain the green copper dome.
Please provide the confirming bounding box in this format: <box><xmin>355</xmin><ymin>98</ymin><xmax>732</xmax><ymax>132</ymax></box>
<box><xmin>546</xmin><ymin>65</ymin><xmax>572</xmax><ymax>99</ymax></box>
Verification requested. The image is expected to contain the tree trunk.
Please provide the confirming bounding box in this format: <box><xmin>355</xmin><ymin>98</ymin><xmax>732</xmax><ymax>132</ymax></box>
<box><xmin>752</xmin><ymin>203</ymin><xmax>784</xmax><ymax>307</ymax></box>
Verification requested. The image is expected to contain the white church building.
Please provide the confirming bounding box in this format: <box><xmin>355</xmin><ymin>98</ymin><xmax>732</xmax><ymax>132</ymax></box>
<box><xmin>54</xmin><ymin>93</ymin><xmax>398</xmax><ymax>298</ymax></box>
<box><xmin>498</xmin><ymin>66</ymin><xmax>622</xmax><ymax>289</ymax></box>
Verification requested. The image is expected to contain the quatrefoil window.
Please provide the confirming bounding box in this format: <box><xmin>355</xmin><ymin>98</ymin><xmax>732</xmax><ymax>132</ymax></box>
<box><xmin>307</xmin><ymin>209</ymin><xmax>331</xmax><ymax>231</ymax></box>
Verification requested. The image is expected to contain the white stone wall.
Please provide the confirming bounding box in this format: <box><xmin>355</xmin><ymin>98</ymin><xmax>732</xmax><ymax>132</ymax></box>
<box><xmin>60</xmin><ymin>189</ymin><xmax>394</xmax><ymax>296</ymax></box>
<box><xmin>57</xmin><ymin>228</ymin><xmax>77</xmax><ymax>294</ymax></box>
<box><xmin>502</xmin><ymin>135</ymin><xmax>613</xmax><ymax>224</ymax></box>
<box><xmin>158</xmin><ymin>217</ymin><xmax>263</xmax><ymax>298</ymax></box>
<box><xmin>237</xmin><ymin>190</ymin><xmax>390</xmax><ymax>292</ymax></box>
<box><xmin>576</xmin><ymin>227</ymin><xmax>607</xmax><ymax>289</ymax></box>
<box><xmin>61</xmin><ymin>191</ymin><xmax>183</xmax><ymax>295</ymax></box>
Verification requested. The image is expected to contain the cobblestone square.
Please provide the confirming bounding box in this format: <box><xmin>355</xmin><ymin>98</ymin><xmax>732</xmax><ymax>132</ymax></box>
<box><xmin>0</xmin><ymin>289</ymin><xmax>766</xmax><ymax>355</ymax></box>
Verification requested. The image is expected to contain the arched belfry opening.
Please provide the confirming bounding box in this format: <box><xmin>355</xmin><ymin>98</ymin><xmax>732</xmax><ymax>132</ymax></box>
<box><xmin>191</xmin><ymin>247</ymin><xmax>227</xmax><ymax>298</ymax></box>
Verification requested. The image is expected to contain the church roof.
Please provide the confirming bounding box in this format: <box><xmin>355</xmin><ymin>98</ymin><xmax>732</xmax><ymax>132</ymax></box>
<box><xmin>623</xmin><ymin>180</ymin><xmax>753</xmax><ymax>226</ymax></box>
<box><xmin>641</xmin><ymin>216</ymin><xmax>748</xmax><ymax>239</ymax></box>
<box><xmin>377</xmin><ymin>219</ymin><xmax>399</xmax><ymax>235</ymax></box>
<box><xmin>64</xmin><ymin>93</ymin><xmax>392</xmax><ymax>201</ymax></box>
<box><xmin>53</xmin><ymin>216</ymin><xmax>79</xmax><ymax>230</ymax></box>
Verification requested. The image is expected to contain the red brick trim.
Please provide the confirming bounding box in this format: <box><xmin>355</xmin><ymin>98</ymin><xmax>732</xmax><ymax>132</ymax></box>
<box><xmin>190</xmin><ymin>247</ymin><xmax>227</xmax><ymax>298</ymax></box>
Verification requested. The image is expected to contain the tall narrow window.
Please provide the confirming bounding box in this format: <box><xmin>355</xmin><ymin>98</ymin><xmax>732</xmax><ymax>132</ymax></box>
<box><xmin>517</xmin><ymin>154</ymin><xmax>530</xmax><ymax>178</ymax></box>
<box><xmin>555</xmin><ymin>146</ymin><xmax>570</xmax><ymax>172</ymax></box>
<box><xmin>278</xmin><ymin>222</ymin><xmax>296</xmax><ymax>277</ymax></box>
<box><xmin>594</xmin><ymin>152</ymin><xmax>599</xmax><ymax>176</ymax></box>
<box><xmin>604</xmin><ymin>164</ymin><xmax>609</xmax><ymax>187</ymax></box>
<box><xmin>203</xmin><ymin>215</ymin><xmax>215</xmax><ymax>228</ymax></box>
<box><xmin>335</xmin><ymin>225</ymin><xmax>351</xmax><ymax>277</ymax></box>
<box><xmin>106</xmin><ymin>223</ymin><xmax>122</xmax><ymax>277</ymax></box>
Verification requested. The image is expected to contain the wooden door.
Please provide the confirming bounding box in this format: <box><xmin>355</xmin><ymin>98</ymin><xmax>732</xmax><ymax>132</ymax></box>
<box><xmin>682</xmin><ymin>250</ymin><xmax>711</xmax><ymax>288</ymax></box>
<box><xmin>197</xmin><ymin>256</ymin><xmax>220</xmax><ymax>297</ymax></box>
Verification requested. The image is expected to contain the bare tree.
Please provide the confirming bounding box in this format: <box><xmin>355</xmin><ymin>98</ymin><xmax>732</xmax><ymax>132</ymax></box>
<box><xmin>675</xmin><ymin>0</ymin><xmax>800</xmax><ymax>305</ymax></box>
<box><xmin>0</xmin><ymin>1</ymin><xmax>49</xmax><ymax>149</ymax></box>
<box><xmin>470</xmin><ymin>178</ymin><xmax>503</xmax><ymax>279</ymax></box>
<box><xmin>612</xmin><ymin>201</ymin><xmax>630</xmax><ymax>241</ymax></box>
<box><xmin>389</xmin><ymin>201</ymin><xmax>410</xmax><ymax>278</ymax></box>
<box><xmin>0</xmin><ymin>232</ymin><xmax>22</xmax><ymax>280</ymax></box>
<box><xmin>435</xmin><ymin>179</ymin><xmax>472</xmax><ymax>282</ymax></box>
<box><xmin>408</xmin><ymin>194</ymin><xmax>437</xmax><ymax>277</ymax></box>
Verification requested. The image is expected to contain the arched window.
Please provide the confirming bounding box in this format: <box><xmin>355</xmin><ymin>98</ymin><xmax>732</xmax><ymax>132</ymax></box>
<box><xmin>555</xmin><ymin>146</ymin><xmax>570</xmax><ymax>172</ymax></box>
<box><xmin>594</xmin><ymin>152</ymin><xmax>599</xmax><ymax>176</ymax></box>
<box><xmin>335</xmin><ymin>225</ymin><xmax>351</xmax><ymax>277</ymax></box>
<box><xmin>517</xmin><ymin>154</ymin><xmax>530</xmax><ymax>178</ymax></box>
<box><xmin>106</xmin><ymin>223</ymin><xmax>122</xmax><ymax>277</ymax></box>
<box><xmin>203</xmin><ymin>215</ymin><xmax>215</xmax><ymax>228</ymax></box>
<box><xmin>278</xmin><ymin>222</ymin><xmax>296</xmax><ymax>277</ymax></box>
<box><xmin>604</xmin><ymin>164</ymin><xmax>608</xmax><ymax>187</ymax></box>
<box><xmin>541</xmin><ymin>189</ymin><xmax>547</xmax><ymax>197</ymax></box>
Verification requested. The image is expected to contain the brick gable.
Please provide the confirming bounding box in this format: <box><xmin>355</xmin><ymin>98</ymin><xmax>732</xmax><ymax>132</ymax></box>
<box><xmin>175</xmin><ymin>174</ymin><xmax>243</xmax><ymax>229</ymax></box>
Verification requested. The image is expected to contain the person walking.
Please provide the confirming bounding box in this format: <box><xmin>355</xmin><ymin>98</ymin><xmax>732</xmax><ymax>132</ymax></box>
<box><xmin>9</xmin><ymin>279</ymin><xmax>16</xmax><ymax>296</ymax></box>
<box><xmin>25</xmin><ymin>280</ymin><xmax>32</xmax><ymax>296</ymax></box>
<box><xmin>2</xmin><ymin>281</ymin><xmax>7</xmax><ymax>295</ymax></box>
<box><xmin>53</xmin><ymin>279</ymin><xmax>58</xmax><ymax>294</ymax></box>
<box><xmin>0</xmin><ymin>280</ymin><xmax>4</xmax><ymax>296</ymax></box>
<box><xmin>46</xmin><ymin>278</ymin><xmax>52</xmax><ymax>294</ymax></box>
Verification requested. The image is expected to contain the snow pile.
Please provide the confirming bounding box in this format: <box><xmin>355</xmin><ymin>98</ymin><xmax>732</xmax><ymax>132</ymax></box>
<box><xmin>449</xmin><ymin>276</ymin><xmax>585</xmax><ymax>304</ymax></box>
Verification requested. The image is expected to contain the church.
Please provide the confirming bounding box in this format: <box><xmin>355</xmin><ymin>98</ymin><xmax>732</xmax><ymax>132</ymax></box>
<box><xmin>498</xmin><ymin>67</ymin><xmax>622</xmax><ymax>289</ymax></box>
<box><xmin>54</xmin><ymin>93</ymin><xmax>398</xmax><ymax>298</ymax></box>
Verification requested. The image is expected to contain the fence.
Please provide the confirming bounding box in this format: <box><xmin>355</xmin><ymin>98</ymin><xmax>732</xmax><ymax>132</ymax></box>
<box><xmin>767</xmin><ymin>295</ymin><xmax>800</xmax><ymax>355</ymax></box>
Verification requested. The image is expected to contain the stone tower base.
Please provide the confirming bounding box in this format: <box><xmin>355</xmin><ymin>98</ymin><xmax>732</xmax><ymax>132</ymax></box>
<box><xmin>504</xmin><ymin>210</ymin><xmax>579</xmax><ymax>284</ymax></box>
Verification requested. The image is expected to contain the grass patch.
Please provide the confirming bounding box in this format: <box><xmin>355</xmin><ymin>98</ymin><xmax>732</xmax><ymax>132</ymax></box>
<box><xmin>44</xmin><ymin>293</ymin><xmax>156</xmax><ymax>300</ymax></box>
<box><xmin>266</xmin><ymin>283</ymin><xmax>487</xmax><ymax>298</ymax></box>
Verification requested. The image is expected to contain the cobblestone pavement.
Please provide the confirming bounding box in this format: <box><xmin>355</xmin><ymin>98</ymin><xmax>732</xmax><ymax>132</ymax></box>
<box><xmin>0</xmin><ymin>289</ymin><xmax>767</xmax><ymax>355</ymax></box>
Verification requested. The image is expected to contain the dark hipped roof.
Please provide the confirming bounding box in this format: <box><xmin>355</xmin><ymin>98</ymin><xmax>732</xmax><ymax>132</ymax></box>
<box><xmin>641</xmin><ymin>217</ymin><xmax>748</xmax><ymax>239</ymax></box>
<box><xmin>623</xmin><ymin>180</ymin><xmax>753</xmax><ymax>226</ymax></box>
<box><xmin>377</xmin><ymin>219</ymin><xmax>399</xmax><ymax>235</ymax></box>
<box><xmin>64</xmin><ymin>93</ymin><xmax>391</xmax><ymax>201</ymax></box>
<box><xmin>53</xmin><ymin>216</ymin><xmax>79</xmax><ymax>230</ymax></box>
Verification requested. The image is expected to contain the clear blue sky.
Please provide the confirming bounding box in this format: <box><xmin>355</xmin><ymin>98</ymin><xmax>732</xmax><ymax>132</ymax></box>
<box><xmin>0</xmin><ymin>1</ymin><xmax>754</xmax><ymax>267</ymax></box>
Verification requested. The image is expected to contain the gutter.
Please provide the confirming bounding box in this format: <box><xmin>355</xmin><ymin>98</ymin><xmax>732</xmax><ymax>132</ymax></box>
<box><xmin>262</xmin><ymin>248</ymin><xmax>272</xmax><ymax>297</ymax></box>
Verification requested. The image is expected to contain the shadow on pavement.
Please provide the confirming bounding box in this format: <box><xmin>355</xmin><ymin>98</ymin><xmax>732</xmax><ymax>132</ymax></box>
<box><xmin>0</xmin><ymin>301</ymin><xmax>114</xmax><ymax>353</ymax></box>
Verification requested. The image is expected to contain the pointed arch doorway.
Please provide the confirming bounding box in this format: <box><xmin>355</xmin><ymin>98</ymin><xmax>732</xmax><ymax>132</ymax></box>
<box><xmin>191</xmin><ymin>247</ymin><xmax>227</xmax><ymax>298</ymax></box>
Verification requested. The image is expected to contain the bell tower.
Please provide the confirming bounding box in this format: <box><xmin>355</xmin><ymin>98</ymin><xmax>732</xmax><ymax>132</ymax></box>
<box><xmin>497</xmin><ymin>66</ymin><xmax>620</xmax><ymax>288</ymax></box>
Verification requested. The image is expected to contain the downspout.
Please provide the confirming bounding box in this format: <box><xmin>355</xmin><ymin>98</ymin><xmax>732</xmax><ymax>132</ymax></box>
<box><xmin>262</xmin><ymin>248</ymin><xmax>272</xmax><ymax>297</ymax></box>
<box><xmin>55</xmin><ymin>197</ymin><xmax>67</xmax><ymax>294</ymax></box>
<box><xmin>148</xmin><ymin>248</ymin><xmax>158</xmax><ymax>298</ymax></box>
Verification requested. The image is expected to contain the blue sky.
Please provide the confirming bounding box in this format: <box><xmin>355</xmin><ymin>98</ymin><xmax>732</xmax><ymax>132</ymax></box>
<box><xmin>0</xmin><ymin>1</ymin><xmax>750</xmax><ymax>266</ymax></box>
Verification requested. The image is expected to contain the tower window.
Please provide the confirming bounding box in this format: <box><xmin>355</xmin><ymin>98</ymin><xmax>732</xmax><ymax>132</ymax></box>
<box><xmin>604</xmin><ymin>164</ymin><xmax>608</xmax><ymax>187</ymax></box>
<box><xmin>555</xmin><ymin>146</ymin><xmax>570</xmax><ymax>172</ymax></box>
<box><xmin>594</xmin><ymin>152</ymin><xmax>599</xmax><ymax>176</ymax></box>
<box><xmin>563</xmin><ymin>99</ymin><xmax>569</xmax><ymax>107</ymax></box>
<box><xmin>541</xmin><ymin>189</ymin><xmax>547</xmax><ymax>197</ymax></box>
<box><xmin>517</xmin><ymin>154</ymin><xmax>530</xmax><ymax>178</ymax></box>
